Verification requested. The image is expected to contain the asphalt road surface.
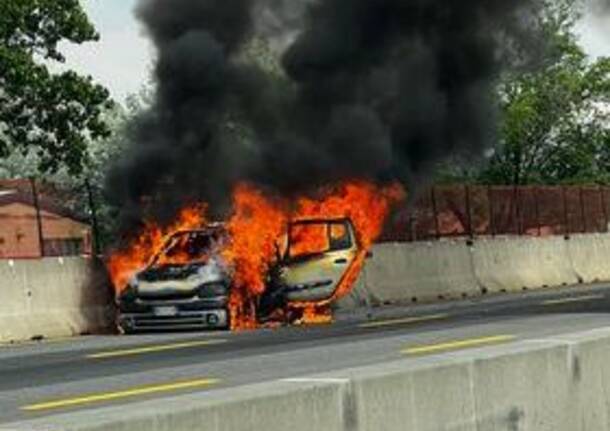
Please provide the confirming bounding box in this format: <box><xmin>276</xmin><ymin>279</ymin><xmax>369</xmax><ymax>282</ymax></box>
<box><xmin>2</xmin><ymin>283</ymin><xmax>610</xmax><ymax>424</ymax></box>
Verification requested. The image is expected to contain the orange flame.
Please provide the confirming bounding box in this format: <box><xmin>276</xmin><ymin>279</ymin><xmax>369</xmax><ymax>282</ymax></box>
<box><xmin>297</xmin><ymin>305</ymin><xmax>333</xmax><ymax>326</ymax></box>
<box><xmin>107</xmin><ymin>205</ymin><xmax>207</xmax><ymax>293</ymax></box>
<box><xmin>221</xmin><ymin>184</ymin><xmax>288</xmax><ymax>329</ymax></box>
<box><xmin>290</xmin><ymin>181</ymin><xmax>404</xmax><ymax>307</ymax></box>
<box><xmin>221</xmin><ymin>180</ymin><xmax>405</xmax><ymax>328</ymax></box>
<box><xmin>107</xmin><ymin>180</ymin><xmax>405</xmax><ymax>330</ymax></box>
<box><xmin>289</xmin><ymin>223</ymin><xmax>329</xmax><ymax>258</ymax></box>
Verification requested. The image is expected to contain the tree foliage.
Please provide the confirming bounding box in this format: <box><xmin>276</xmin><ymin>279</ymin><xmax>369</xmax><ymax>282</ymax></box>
<box><xmin>477</xmin><ymin>0</ymin><xmax>610</xmax><ymax>185</ymax></box>
<box><xmin>0</xmin><ymin>0</ymin><xmax>113</xmax><ymax>175</ymax></box>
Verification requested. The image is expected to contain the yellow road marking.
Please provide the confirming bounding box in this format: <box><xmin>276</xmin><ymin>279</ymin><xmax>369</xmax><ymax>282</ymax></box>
<box><xmin>86</xmin><ymin>339</ymin><xmax>227</xmax><ymax>359</ymax></box>
<box><xmin>21</xmin><ymin>378</ymin><xmax>220</xmax><ymax>412</ymax></box>
<box><xmin>359</xmin><ymin>313</ymin><xmax>449</xmax><ymax>329</ymax></box>
<box><xmin>542</xmin><ymin>294</ymin><xmax>605</xmax><ymax>306</ymax></box>
<box><xmin>402</xmin><ymin>335</ymin><xmax>516</xmax><ymax>356</ymax></box>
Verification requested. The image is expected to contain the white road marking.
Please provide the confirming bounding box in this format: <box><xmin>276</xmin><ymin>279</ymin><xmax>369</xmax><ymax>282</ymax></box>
<box><xmin>280</xmin><ymin>378</ymin><xmax>350</xmax><ymax>384</ymax></box>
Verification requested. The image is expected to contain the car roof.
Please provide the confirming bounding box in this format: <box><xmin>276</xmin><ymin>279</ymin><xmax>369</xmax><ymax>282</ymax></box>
<box><xmin>289</xmin><ymin>217</ymin><xmax>351</xmax><ymax>225</ymax></box>
<box><xmin>167</xmin><ymin>223</ymin><xmax>226</xmax><ymax>237</ymax></box>
<box><xmin>167</xmin><ymin>218</ymin><xmax>352</xmax><ymax>238</ymax></box>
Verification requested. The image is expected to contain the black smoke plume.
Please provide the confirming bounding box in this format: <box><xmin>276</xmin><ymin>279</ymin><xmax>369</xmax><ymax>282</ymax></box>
<box><xmin>106</xmin><ymin>0</ymin><xmax>545</xmax><ymax>232</ymax></box>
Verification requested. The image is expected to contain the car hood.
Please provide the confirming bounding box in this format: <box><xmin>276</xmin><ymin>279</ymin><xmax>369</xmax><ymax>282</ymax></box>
<box><xmin>138</xmin><ymin>263</ymin><xmax>204</xmax><ymax>282</ymax></box>
<box><xmin>135</xmin><ymin>258</ymin><xmax>229</xmax><ymax>295</ymax></box>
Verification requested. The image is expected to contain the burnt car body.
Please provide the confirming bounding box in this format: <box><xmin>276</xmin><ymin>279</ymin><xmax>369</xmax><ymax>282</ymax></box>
<box><xmin>258</xmin><ymin>218</ymin><xmax>360</xmax><ymax>319</ymax></box>
<box><xmin>116</xmin><ymin>218</ymin><xmax>360</xmax><ymax>332</ymax></box>
<box><xmin>117</xmin><ymin>225</ymin><xmax>231</xmax><ymax>332</ymax></box>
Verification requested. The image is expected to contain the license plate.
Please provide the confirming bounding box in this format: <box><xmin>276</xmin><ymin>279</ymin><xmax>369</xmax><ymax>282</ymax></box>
<box><xmin>154</xmin><ymin>306</ymin><xmax>178</xmax><ymax>317</ymax></box>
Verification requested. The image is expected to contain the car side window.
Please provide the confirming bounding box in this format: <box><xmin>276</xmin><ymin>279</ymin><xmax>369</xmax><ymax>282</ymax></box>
<box><xmin>329</xmin><ymin>222</ymin><xmax>352</xmax><ymax>251</ymax></box>
<box><xmin>287</xmin><ymin>220</ymin><xmax>353</xmax><ymax>259</ymax></box>
<box><xmin>289</xmin><ymin>223</ymin><xmax>329</xmax><ymax>259</ymax></box>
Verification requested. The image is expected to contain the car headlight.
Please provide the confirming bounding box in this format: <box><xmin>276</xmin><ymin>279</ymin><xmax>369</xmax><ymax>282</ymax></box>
<box><xmin>197</xmin><ymin>282</ymin><xmax>228</xmax><ymax>298</ymax></box>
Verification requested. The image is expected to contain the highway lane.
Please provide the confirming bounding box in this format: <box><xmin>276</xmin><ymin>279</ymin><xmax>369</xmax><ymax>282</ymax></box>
<box><xmin>2</xmin><ymin>282</ymin><xmax>610</xmax><ymax>423</ymax></box>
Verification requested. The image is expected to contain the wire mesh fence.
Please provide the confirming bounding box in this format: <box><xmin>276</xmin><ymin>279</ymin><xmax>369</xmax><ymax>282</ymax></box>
<box><xmin>2</xmin><ymin>178</ymin><xmax>609</xmax><ymax>257</ymax></box>
<box><xmin>381</xmin><ymin>185</ymin><xmax>610</xmax><ymax>242</ymax></box>
<box><xmin>0</xmin><ymin>178</ymin><xmax>98</xmax><ymax>259</ymax></box>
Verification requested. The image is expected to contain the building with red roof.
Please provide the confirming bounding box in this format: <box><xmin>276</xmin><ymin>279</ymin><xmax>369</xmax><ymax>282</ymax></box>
<box><xmin>0</xmin><ymin>180</ymin><xmax>91</xmax><ymax>258</ymax></box>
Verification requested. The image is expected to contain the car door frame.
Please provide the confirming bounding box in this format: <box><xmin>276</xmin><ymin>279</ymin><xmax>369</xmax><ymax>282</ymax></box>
<box><xmin>280</xmin><ymin>217</ymin><xmax>360</xmax><ymax>303</ymax></box>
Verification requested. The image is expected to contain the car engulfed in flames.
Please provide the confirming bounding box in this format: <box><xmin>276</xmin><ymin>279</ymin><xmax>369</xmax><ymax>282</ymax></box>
<box><xmin>116</xmin><ymin>217</ymin><xmax>361</xmax><ymax>333</ymax></box>
<box><xmin>116</xmin><ymin>225</ymin><xmax>231</xmax><ymax>332</ymax></box>
<box><xmin>110</xmin><ymin>180</ymin><xmax>405</xmax><ymax>332</ymax></box>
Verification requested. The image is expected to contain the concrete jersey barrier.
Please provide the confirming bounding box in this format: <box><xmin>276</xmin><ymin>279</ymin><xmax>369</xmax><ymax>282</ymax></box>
<box><xmin>471</xmin><ymin>236</ymin><xmax>578</xmax><ymax>293</ymax></box>
<box><xmin>340</xmin><ymin>233</ymin><xmax>610</xmax><ymax>309</ymax></box>
<box><xmin>6</xmin><ymin>327</ymin><xmax>610</xmax><ymax>430</ymax></box>
<box><xmin>3</xmin><ymin>233</ymin><xmax>610</xmax><ymax>341</ymax></box>
<box><xmin>347</xmin><ymin>240</ymin><xmax>480</xmax><ymax>306</ymax></box>
<box><xmin>0</xmin><ymin>260</ymin><xmax>30</xmax><ymax>342</ymax></box>
<box><xmin>0</xmin><ymin>257</ymin><xmax>113</xmax><ymax>344</ymax></box>
<box><xmin>567</xmin><ymin>233</ymin><xmax>610</xmax><ymax>284</ymax></box>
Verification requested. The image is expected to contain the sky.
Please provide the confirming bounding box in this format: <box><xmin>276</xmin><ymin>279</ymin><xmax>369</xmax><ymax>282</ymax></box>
<box><xmin>577</xmin><ymin>3</ymin><xmax>610</xmax><ymax>60</ymax></box>
<box><xmin>59</xmin><ymin>1</ymin><xmax>610</xmax><ymax>104</ymax></box>
<box><xmin>57</xmin><ymin>0</ymin><xmax>154</xmax><ymax>103</ymax></box>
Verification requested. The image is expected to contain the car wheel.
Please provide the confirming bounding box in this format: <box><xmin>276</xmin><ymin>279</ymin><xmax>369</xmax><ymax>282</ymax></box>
<box><xmin>116</xmin><ymin>316</ymin><xmax>136</xmax><ymax>335</ymax></box>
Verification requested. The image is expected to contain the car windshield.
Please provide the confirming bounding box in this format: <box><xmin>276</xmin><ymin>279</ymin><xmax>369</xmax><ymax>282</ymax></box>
<box><xmin>152</xmin><ymin>230</ymin><xmax>222</xmax><ymax>267</ymax></box>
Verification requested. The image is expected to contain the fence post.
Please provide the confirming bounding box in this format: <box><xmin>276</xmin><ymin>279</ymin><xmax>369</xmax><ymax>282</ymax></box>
<box><xmin>409</xmin><ymin>215</ymin><xmax>416</xmax><ymax>242</ymax></box>
<box><xmin>562</xmin><ymin>186</ymin><xmax>570</xmax><ymax>237</ymax></box>
<box><xmin>29</xmin><ymin>178</ymin><xmax>45</xmax><ymax>257</ymax></box>
<box><xmin>464</xmin><ymin>185</ymin><xmax>473</xmax><ymax>239</ymax></box>
<box><xmin>85</xmin><ymin>180</ymin><xmax>101</xmax><ymax>256</ymax></box>
<box><xmin>431</xmin><ymin>186</ymin><xmax>440</xmax><ymax>240</ymax></box>
<box><xmin>514</xmin><ymin>186</ymin><xmax>522</xmax><ymax>235</ymax></box>
<box><xmin>579</xmin><ymin>186</ymin><xmax>586</xmax><ymax>233</ymax></box>
<box><xmin>534</xmin><ymin>186</ymin><xmax>541</xmax><ymax>236</ymax></box>
<box><xmin>600</xmin><ymin>186</ymin><xmax>608</xmax><ymax>233</ymax></box>
<box><xmin>487</xmin><ymin>185</ymin><xmax>495</xmax><ymax>237</ymax></box>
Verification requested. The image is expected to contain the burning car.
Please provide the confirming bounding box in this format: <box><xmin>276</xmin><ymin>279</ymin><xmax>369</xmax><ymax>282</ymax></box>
<box><xmin>116</xmin><ymin>218</ymin><xmax>361</xmax><ymax>332</ymax></box>
<box><xmin>116</xmin><ymin>224</ymin><xmax>230</xmax><ymax>332</ymax></box>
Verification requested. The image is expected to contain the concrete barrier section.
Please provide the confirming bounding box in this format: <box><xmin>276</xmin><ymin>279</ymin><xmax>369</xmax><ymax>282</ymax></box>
<box><xmin>468</xmin><ymin>341</ymin><xmax>574</xmax><ymax>430</ymax></box>
<box><xmin>352</xmin><ymin>340</ymin><xmax>576</xmax><ymax>431</ymax></box>
<box><xmin>0</xmin><ymin>258</ymin><xmax>113</xmax><ymax>343</ymax></box>
<box><xmin>339</xmin><ymin>234</ymin><xmax>610</xmax><ymax>309</ymax></box>
<box><xmin>567</xmin><ymin>233</ymin><xmax>610</xmax><ymax>284</ymax></box>
<box><xmin>472</xmin><ymin>236</ymin><xmax>578</xmax><ymax>293</ymax></box>
<box><xmin>2</xmin><ymin>379</ymin><xmax>348</xmax><ymax>431</ymax></box>
<box><xmin>4</xmin><ymin>233</ymin><xmax>610</xmax><ymax>340</ymax></box>
<box><xmin>552</xmin><ymin>329</ymin><xmax>610</xmax><ymax>429</ymax></box>
<box><xmin>0</xmin><ymin>260</ymin><xmax>30</xmax><ymax>342</ymax></box>
<box><xmin>358</xmin><ymin>240</ymin><xmax>480</xmax><ymax>304</ymax></box>
<box><xmin>8</xmin><ymin>328</ymin><xmax>610</xmax><ymax>431</ymax></box>
<box><xmin>352</xmin><ymin>358</ymin><xmax>477</xmax><ymax>430</ymax></box>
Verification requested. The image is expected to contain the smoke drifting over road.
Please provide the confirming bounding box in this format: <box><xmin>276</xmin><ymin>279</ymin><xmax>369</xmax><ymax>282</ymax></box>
<box><xmin>107</xmin><ymin>0</ymin><xmax>545</xmax><ymax>230</ymax></box>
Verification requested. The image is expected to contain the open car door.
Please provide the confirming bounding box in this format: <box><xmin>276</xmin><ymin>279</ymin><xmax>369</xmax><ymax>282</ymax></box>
<box><xmin>279</xmin><ymin>218</ymin><xmax>360</xmax><ymax>303</ymax></box>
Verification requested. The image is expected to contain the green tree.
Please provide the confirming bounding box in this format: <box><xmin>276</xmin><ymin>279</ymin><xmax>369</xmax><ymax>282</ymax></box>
<box><xmin>0</xmin><ymin>0</ymin><xmax>113</xmax><ymax>175</ymax></box>
<box><xmin>479</xmin><ymin>1</ymin><xmax>610</xmax><ymax>185</ymax></box>
<box><xmin>0</xmin><ymin>87</ymin><xmax>156</xmax><ymax>250</ymax></box>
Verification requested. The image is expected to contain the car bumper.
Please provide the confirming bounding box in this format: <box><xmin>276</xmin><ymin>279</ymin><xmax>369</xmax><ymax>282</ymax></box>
<box><xmin>118</xmin><ymin>308</ymin><xmax>229</xmax><ymax>332</ymax></box>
